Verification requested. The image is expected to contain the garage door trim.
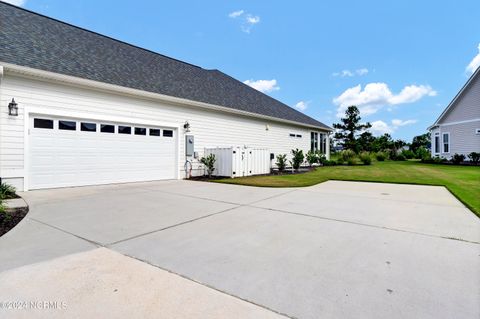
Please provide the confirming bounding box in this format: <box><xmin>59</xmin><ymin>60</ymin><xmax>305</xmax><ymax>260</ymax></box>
<box><xmin>24</xmin><ymin>106</ymin><xmax>181</xmax><ymax>191</ymax></box>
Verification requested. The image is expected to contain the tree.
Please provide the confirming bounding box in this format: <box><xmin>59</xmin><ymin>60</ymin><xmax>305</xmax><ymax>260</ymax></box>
<box><xmin>357</xmin><ymin>131</ymin><xmax>375</xmax><ymax>152</ymax></box>
<box><xmin>371</xmin><ymin>133</ymin><xmax>394</xmax><ymax>152</ymax></box>
<box><xmin>410</xmin><ymin>133</ymin><xmax>431</xmax><ymax>153</ymax></box>
<box><xmin>333</xmin><ymin>106</ymin><xmax>371</xmax><ymax>152</ymax></box>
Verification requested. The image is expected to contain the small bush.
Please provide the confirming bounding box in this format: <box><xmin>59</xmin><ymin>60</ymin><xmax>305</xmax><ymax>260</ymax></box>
<box><xmin>346</xmin><ymin>158</ymin><xmax>356</xmax><ymax>165</ymax></box>
<box><xmin>200</xmin><ymin>154</ymin><xmax>216</xmax><ymax>178</ymax></box>
<box><xmin>359</xmin><ymin>152</ymin><xmax>372</xmax><ymax>165</ymax></box>
<box><xmin>415</xmin><ymin>147</ymin><xmax>429</xmax><ymax>159</ymax></box>
<box><xmin>468</xmin><ymin>152</ymin><xmax>480</xmax><ymax>164</ymax></box>
<box><xmin>421</xmin><ymin>154</ymin><xmax>433</xmax><ymax>163</ymax></box>
<box><xmin>276</xmin><ymin>154</ymin><xmax>287</xmax><ymax>173</ymax></box>
<box><xmin>451</xmin><ymin>153</ymin><xmax>466</xmax><ymax>164</ymax></box>
<box><xmin>291</xmin><ymin>149</ymin><xmax>305</xmax><ymax>170</ymax></box>
<box><xmin>395</xmin><ymin>154</ymin><xmax>406</xmax><ymax>161</ymax></box>
<box><xmin>0</xmin><ymin>183</ymin><xmax>16</xmax><ymax>200</ymax></box>
<box><xmin>340</xmin><ymin>149</ymin><xmax>356</xmax><ymax>163</ymax></box>
<box><xmin>306</xmin><ymin>150</ymin><xmax>318</xmax><ymax>167</ymax></box>
<box><xmin>401</xmin><ymin>150</ymin><xmax>415</xmax><ymax>159</ymax></box>
<box><xmin>376</xmin><ymin>152</ymin><xmax>387</xmax><ymax>161</ymax></box>
<box><xmin>323</xmin><ymin>160</ymin><xmax>337</xmax><ymax>166</ymax></box>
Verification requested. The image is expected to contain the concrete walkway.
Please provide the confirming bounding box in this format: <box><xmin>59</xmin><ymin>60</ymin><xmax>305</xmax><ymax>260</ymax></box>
<box><xmin>0</xmin><ymin>180</ymin><xmax>479</xmax><ymax>318</ymax></box>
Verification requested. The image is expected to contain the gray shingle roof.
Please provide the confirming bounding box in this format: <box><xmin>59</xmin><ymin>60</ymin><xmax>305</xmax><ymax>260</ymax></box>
<box><xmin>0</xmin><ymin>2</ymin><xmax>330</xmax><ymax>129</ymax></box>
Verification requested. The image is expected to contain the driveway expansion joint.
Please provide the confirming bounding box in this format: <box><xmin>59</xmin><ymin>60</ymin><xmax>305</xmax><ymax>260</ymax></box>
<box><xmin>114</xmin><ymin>249</ymin><xmax>295</xmax><ymax>319</ymax></box>
<box><xmin>247</xmin><ymin>205</ymin><xmax>480</xmax><ymax>245</ymax></box>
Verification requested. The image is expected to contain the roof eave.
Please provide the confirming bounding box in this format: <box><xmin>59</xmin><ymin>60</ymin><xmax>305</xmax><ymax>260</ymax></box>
<box><xmin>1</xmin><ymin>61</ymin><xmax>332</xmax><ymax>131</ymax></box>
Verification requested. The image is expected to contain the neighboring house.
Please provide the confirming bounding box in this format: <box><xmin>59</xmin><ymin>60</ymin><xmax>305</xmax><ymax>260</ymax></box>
<box><xmin>0</xmin><ymin>3</ymin><xmax>331</xmax><ymax>191</ymax></box>
<box><xmin>428</xmin><ymin>67</ymin><xmax>480</xmax><ymax>159</ymax></box>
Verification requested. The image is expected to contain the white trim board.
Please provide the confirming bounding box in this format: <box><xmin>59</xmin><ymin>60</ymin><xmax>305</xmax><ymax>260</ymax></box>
<box><xmin>1</xmin><ymin>62</ymin><xmax>332</xmax><ymax>132</ymax></box>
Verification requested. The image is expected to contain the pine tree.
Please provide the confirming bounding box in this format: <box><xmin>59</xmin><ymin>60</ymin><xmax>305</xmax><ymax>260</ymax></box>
<box><xmin>333</xmin><ymin>106</ymin><xmax>371</xmax><ymax>152</ymax></box>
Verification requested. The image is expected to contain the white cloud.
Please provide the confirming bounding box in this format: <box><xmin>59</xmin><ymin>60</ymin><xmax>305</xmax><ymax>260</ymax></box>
<box><xmin>333</xmin><ymin>82</ymin><xmax>437</xmax><ymax>117</ymax></box>
<box><xmin>370</xmin><ymin>120</ymin><xmax>393</xmax><ymax>135</ymax></box>
<box><xmin>243</xmin><ymin>79</ymin><xmax>279</xmax><ymax>93</ymax></box>
<box><xmin>229</xmin><ymin>10</ymin><xmax>260</xmax><ymax>33</ymax></box>
<box><xmin>391</xmin><ymin>119</ymin><xmax>417</xmax><ymax>127</ymax></box>
<box><xmin>228</xmin><ymin>10</ymin><xmax>244</xmax><ymax>18</ymax></box>
<box><xmin>466</xmin><ymin>43</ymin><xmax>480</xmax><ymax>74</ymax></box>
<box><xmin>356</xmin><ymin>68</ymin><xmax>369</xmax><ymax>76</ymax></box>
<box><xmin>369</xmin><ymin>119</ymin><xmax>417</xmax><ymax>136</ymax></box>
<box><xmin>3</xmin><ymin>0</ymin><xmax>26</xmax><ymax>6</ymax></box>
<box><xmin>333</xmin><ymin>68</ymin><xmax>369</xmax><ymax>77</ymax></box>
<box><xmin>294</xmin><ymin>101</ymin><xmax>309</xmax><ymax>111</ymax></box>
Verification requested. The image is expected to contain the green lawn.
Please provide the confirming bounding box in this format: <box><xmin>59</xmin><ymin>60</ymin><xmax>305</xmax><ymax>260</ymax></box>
<box><xmin>216</xmin><ymin>161</ymin><xmax>480</xmax><ymax>217</ymax></box>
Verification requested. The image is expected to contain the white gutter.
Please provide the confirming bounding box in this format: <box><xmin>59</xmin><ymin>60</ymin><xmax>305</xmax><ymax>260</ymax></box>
<box><xmin>1</xmin><ymin>62</ymin><xmax>332</xmax><ymax>132</ymax></box>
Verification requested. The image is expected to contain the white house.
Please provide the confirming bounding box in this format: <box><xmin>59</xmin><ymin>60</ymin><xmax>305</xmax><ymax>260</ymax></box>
<box><xmin>0</xmin><ymin>3</ymin><xmax>331</xmax><ymax>191</ymax></box>
<box><xmin>428</xmin><ymin>67</ymin><xmax>480</xmax><ymax>159</ymax></box>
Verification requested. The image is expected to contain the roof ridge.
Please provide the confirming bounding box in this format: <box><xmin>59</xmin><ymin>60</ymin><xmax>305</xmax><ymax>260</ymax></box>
<box><xmin>0</xmin><ymin>0</ymin><xmax>203</xmax><ymax>70</ymax></box>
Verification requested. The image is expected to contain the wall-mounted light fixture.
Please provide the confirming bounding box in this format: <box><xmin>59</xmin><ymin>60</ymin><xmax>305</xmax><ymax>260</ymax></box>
<box><xmin>8</xmin><ymin>98</ymin><xmax>18</xmax><ymax>116</ymax></box>
<box><xmin>183</xmin><ymin>121</ymin><xmax>191</xmax><ymax>132</ymax></box>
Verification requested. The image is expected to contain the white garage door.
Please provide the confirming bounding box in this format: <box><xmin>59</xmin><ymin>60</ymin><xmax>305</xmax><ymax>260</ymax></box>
<box><xmin>28</xmin><ymin>116</ymin><xmax>177</xmax><ymax>190</ymax></box>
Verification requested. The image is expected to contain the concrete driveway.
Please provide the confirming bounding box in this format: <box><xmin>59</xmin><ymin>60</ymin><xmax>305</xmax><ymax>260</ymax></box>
<box><xmin>0</xmin><ymin>180</ymin><xmax>479</xmax><ymax>319</ymax></box>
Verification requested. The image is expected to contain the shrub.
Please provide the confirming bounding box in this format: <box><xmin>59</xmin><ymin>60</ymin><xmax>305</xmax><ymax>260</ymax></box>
<box><xmin>0</xmin><ymin>182</ymin><xmax>16</xmax><ymax>200</ymax></box>
<box><xmin>276</xmin><ymin>154</ymin><xmax>287</xmax><ymax>173</ymax></box>
<box><xmin>401</xmin><ymin>149</ymin><xmax>415</xmax><ymax>159</ymax></box>
<box><xmin>340</xmin><ymin>149</ymin><xmax>356</xmax><ymax>163</ymax></box>
<box><xmin>315</xmin><ymin>150</ymin><xmax>327</xmax><ymax>165</ymax></box>
<box><xmin>359</xmin><ymin>152</ymin><xmax>372</xmax><ymax>165</ymax></box>
<box><xmin>346</xmin><ymin>158</ymin><xmax>356</xmax><ymax>165</ymax></box>
<box><xmin>306</xmin><ymin>150</ymin><xmax>318</xmax><ymax>167</ymax></box>
<box><xmin>415</xmin><ymin>147</ymin><xmax>429</xmax><ymax>159</ymax></box>
<box><xmin>291</xmin><ymin>149</ymin><xmax>305</xmax><ymax>170</ymax></box>
<box><xmin>421</xmin><ymin>154</ymin><xmax>434</xmax><ymax>163</ymax></box>
<box><xmin>395</xmin><ymin>154</ymin><xmax>406</xmax><ymax>161</ymax></box>
<box><xmin>323</xmin><ymin>160</ymin><xmax>337</xmax><ymax>166</ymax></box>
<box><xmin>468</xmin><ymin>152</ymin><xmax>480</xmax><ymax>164</ymax></box>
<box><xmin>451</xmin><ymin>153</ymin><xmax>465</xmax><ymax>164</ymax></box>
<box><xmin>376</xmin><ymin>152</ymin><xmax>387</xmax><ymax>161</ymax></box>
<box><xmin>200</xmin><ymin>154</ymin><xmax>216</xmax><ymax>178</ymax></box>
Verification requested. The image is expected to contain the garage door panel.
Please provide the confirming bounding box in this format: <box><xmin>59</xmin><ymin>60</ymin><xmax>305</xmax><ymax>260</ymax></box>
<box><xmin>28</xmin><ymin>116</ymin><xmax>177</xmax><ymax>189</ymax></box>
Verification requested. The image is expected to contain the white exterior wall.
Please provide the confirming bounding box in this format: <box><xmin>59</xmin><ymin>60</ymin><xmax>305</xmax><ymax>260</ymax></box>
<box><xmin>0</xmin><ymin>73</ymin><xmax>328</xmax><ymax>190</ymax></box>
<box><xmin>431</xmin><ymin>121</ymin><xmax>480</xmax><ymax>158</ymax></box>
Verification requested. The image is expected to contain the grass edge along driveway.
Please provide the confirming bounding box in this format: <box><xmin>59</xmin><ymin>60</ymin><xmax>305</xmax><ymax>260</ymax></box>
<box><xmin>215</xmin><ymin>161</ymin><xmax>480</xmax><ymax>217</ymax></box>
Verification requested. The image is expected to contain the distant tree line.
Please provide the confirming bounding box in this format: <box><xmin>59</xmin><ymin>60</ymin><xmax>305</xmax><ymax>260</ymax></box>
<box><xmin>333</xmin><ymin>105</ymin><xmax>430</xmax><ymax>159</ymax></box>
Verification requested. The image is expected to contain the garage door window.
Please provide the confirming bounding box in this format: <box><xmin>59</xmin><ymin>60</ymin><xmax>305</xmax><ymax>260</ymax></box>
<box><xmin>135</xmin><ymin>127</ymin><xmax>147</xmax><ymax>135</ymax></box>
<box><xmin>149</xmin><ymin>128</ymin><xmax>160</xmax><ymax>136</ymax></box>
<box><xmin>163</xmin><ymin>129</ymin><xmax>173</xmax><ymax>137</ymax></box>
<box><xmin>34</xmin><ymin>118</ymin><xmax>54</xmax><ymax>129</ymax></box>
<box><xmin>81</xmin><ymin>122</ymin><xmax>96</xmax><ymax>132</ymax></box>
<box><xmin>59</xmin><ymin>120</ymin><xmax>76</xmax><ymax>131</ymax></box>
<box><xmin>118</xmin><ymin>126</ymin><xmax>131</xmax><ymax>134</ymax></box>
<box><xmin>101</xmin><ymin>124</ymin><xmax>115</xmax><ymax>133</ymax></box>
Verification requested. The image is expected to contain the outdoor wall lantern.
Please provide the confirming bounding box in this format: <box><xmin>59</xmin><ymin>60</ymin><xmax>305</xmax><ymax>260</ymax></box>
<box><xmin>8</xmin><ymin>98</ymin><xmax>18</xmax><ymax>116</ymax></box>
<box><xmin>183</xmin><ymin>121</ymin><xmax>191</xmax><ymax>132</ymax></box>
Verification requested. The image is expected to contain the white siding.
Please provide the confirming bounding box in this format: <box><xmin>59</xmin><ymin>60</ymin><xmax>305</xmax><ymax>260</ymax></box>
<box><xmin>439</xmin><ymin>74</ymin><xmax>480</xmax><ymax>124</ymax></box>
<box><xmin>0</xmin><ymin>74</ymin><xmax>327</xmax><ymax>190</ymax></box>
<box><xmin>433</xmin><ymin>121</ymin><xmax>480</xmax><ymax>158</ymax></box>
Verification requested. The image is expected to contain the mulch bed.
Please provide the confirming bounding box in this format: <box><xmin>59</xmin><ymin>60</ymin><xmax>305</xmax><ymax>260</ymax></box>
<box><xmin>0</xmin><ymin>195</ymin><xmax>28</xmax><ymax>237</ymax></box>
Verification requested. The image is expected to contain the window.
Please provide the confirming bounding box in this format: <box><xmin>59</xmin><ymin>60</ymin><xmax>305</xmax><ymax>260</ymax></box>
<box><xmin>442</xmin><ymin>133</ymin><xmax>450</xmax><ymax>153</ymax></box>
<box><xmin>118</xmin><ymin>126</ymin><xmax>131</xmax><ymax>134</ymax></box>
<box><xmin>289</xmin><ymin>133</ymin><xmax>296</xmax><ymax>137</ymax></box>
<box><xmin>476</xmin><ymin>128</ymin><xmax>480</xmax><ymax>135</ymax></box>
<box><xmin>81</xmin><ymin>122</ymin><xmax>96</xmax><ymax>132</ymax></box>
<box><xmin>34</xmin><ymin>118</ymin><xmax>53</xmax><ymax>129</ymax></box>
<box><xmin>290</xmin><ymin>133</ymin><xmax>302</xmax><ymax>138</ymax></box>
<box><xmin>296</xmin><ymin>134</ymin><xmax>302</xmax><ymax>138</ymax></box>
<box><xmin>135</xmin><ymin>127</ymin><xmax>147</xmax><ymax>135</ymax></box>
<box><xmin>311</xmin><ymin>132</ymin><xmax>319</xmax><ymax>151</ymax></box>
<box><xmin>59</xmin><ymin>120</ymin><xmax>76</xmax><ymax>131</ymax></box>
<box><xmin>163</xmin><ymin>129</ymin><xmax>173</xmax><ymax>137</ymax></box>
<box><xmin>100</xmin><ymin>124</ymin><xmax>115</xmax><ymax>133</ymax></box>
<box><xmin>434</xmin><ymin>133</ymin><xmax>440</xmax><ymax>154</ymax></box>
<box><xmin>149</xmin><ymin>128</ymin><xmax>160</xmax><ymax>136</ymax></box>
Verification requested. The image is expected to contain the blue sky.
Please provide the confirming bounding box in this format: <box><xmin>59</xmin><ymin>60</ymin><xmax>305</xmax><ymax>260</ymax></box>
<box><xmin>9</xmin><ymin>0</ymin><xmax>480</xmax><ymax>141</ymax></box>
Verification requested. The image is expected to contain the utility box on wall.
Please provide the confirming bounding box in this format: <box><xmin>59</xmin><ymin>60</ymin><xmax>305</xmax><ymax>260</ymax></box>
<box><xmin>204</xmin><ymin>147</ymin><xmax>270</xmax><ymax>178</ymax></box>
<box><xmin>185</xmin><ymin>135</ymin><xmax>194</xmax><ymax>157</ymax></box>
